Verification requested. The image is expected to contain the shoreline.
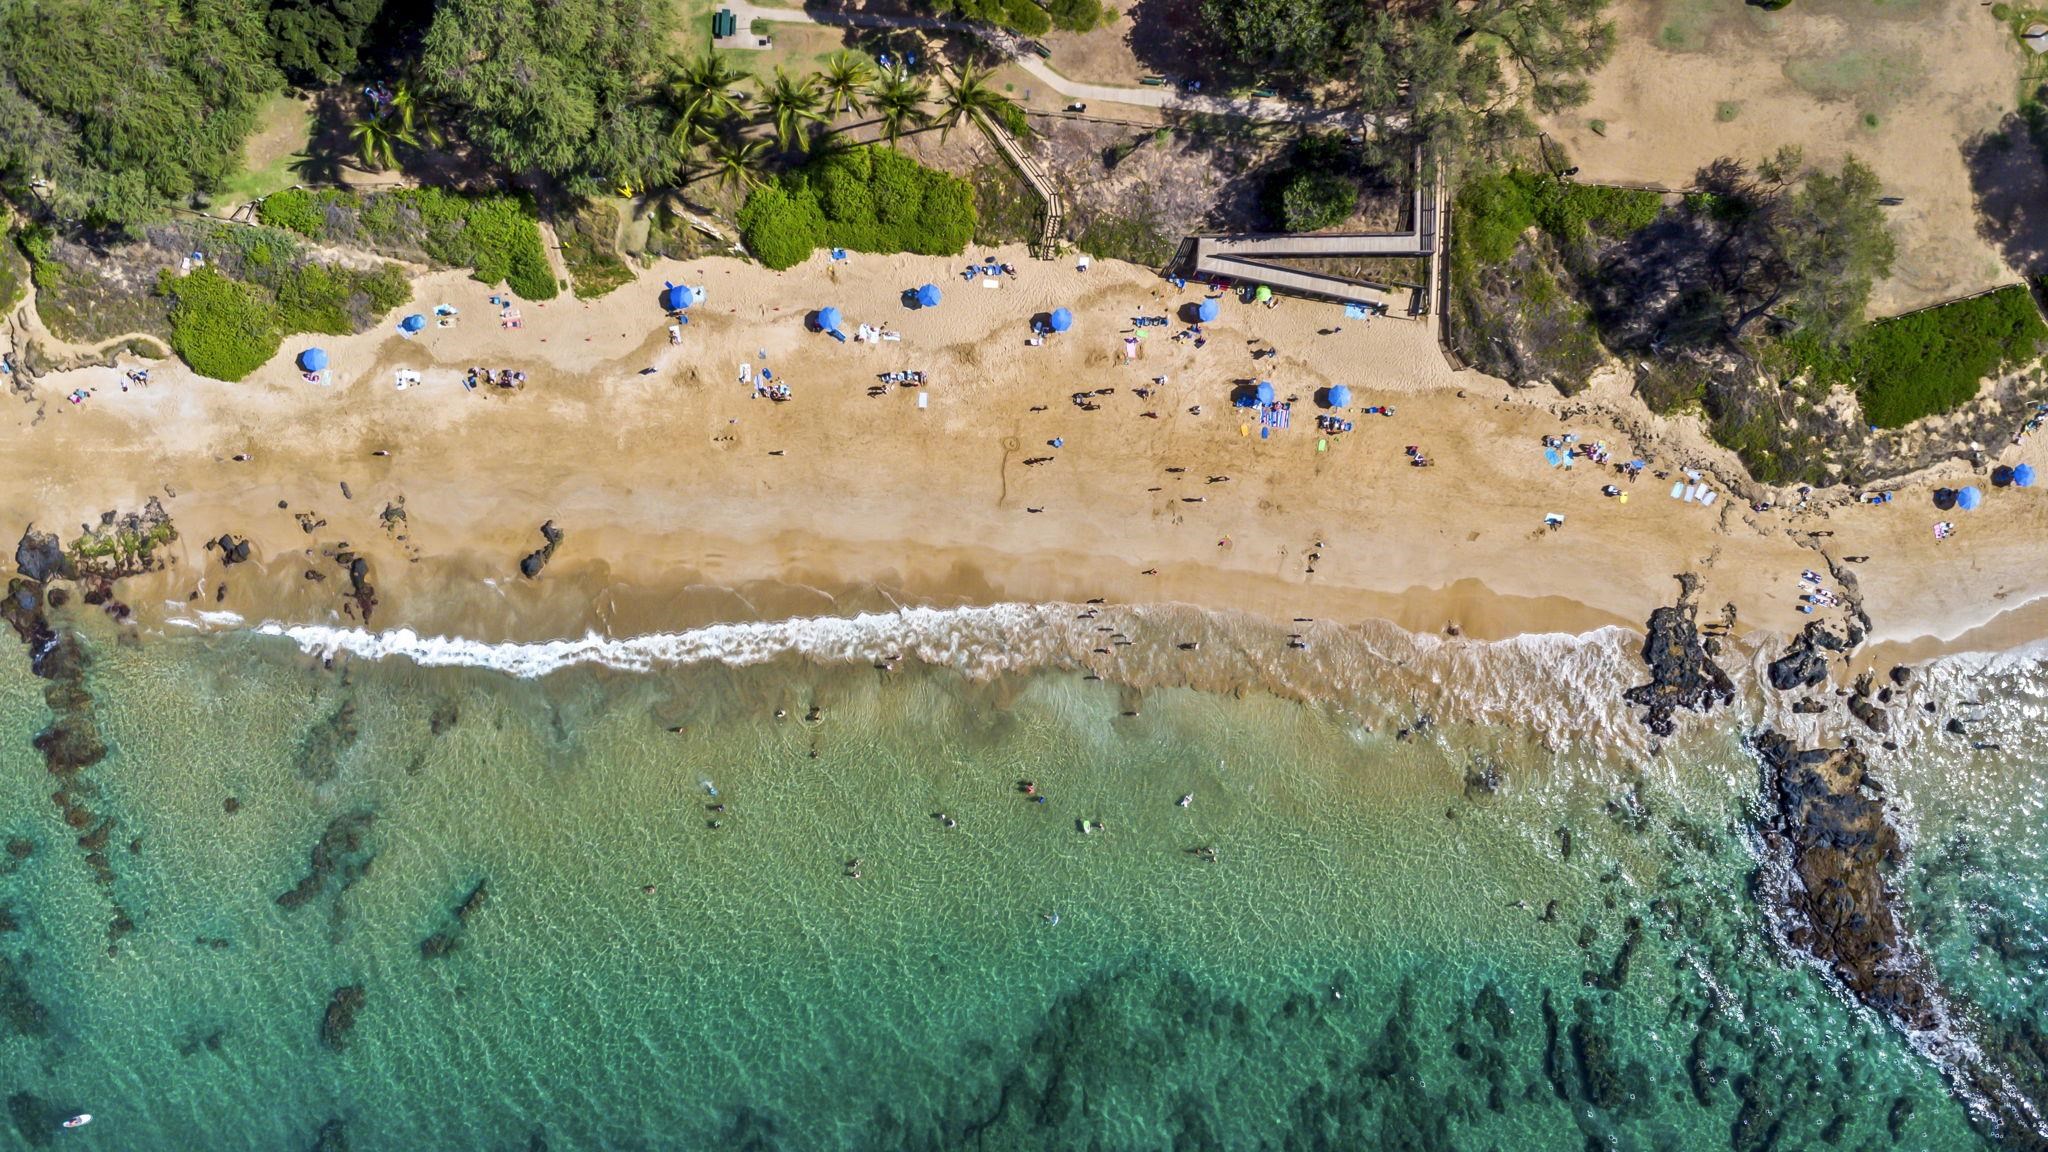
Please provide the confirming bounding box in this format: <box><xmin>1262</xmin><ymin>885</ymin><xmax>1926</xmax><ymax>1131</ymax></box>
<box><xmin>9</xmin><ymin>247</ymin><xmax>2048</xmax><ymax>668</ymax></box>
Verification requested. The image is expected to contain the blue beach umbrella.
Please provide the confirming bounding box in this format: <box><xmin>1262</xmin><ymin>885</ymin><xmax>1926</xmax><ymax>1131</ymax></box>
<box><xmin>1049</xmin><ymin>307</ymin><xmax>1074</xmax><ymax>333</ymax></box>
<box><xmin>662</xmin><ymin>282</ymin><xmax>696</xmax><ymax>311</ymax></box>
<box><xmin>914</xmin><ymin>284</ymin><xmax>942</xmax><ymax>308</ymax></box>
<box><xmin>298</xmin><ymin>347</ymin><xmax>328</xmax><ymax>372</ymax></box>
<box><xmin>1958</xmin><ymin>485</ymin><xmax>1984</xmax><ymax>511</ymax></box>
<box><xmin>1196</xmin><ymin>298</ymin><xmax>1219</xmax><ymax>323</ymax></box>
<box><xmin>2017</xmin><ymin>464</ymin><xmax>2037</xmax><ymax>488</ymax></box>
<box><xmin>1255</xmin><ymin>380</ymin><xmax>1275</xmax><ymax>405</ymax></box>
<box><xmin>400</xmin><ymin>313</ymin><xmax>426</xmax><ymax>333</ymax></box>
<box><xmin>818</xmin><ymin>306</ymin><xmax>843</xmax><ymax>332</ymax></box>
<box><xmin>1327</xmin><ymin>384</ymin><xmax>1352</xmax><ymax>408</ymax></box>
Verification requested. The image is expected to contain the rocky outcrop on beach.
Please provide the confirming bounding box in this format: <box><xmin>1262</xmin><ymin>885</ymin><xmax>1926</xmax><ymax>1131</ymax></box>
<box><xmin>1766</xmin><ymin>621</ymin><xmax>1842</xmax><ymax>691</ymax></box>
<box><xmin>209</xmin><ymin>533</ymin><xmax>251</xmax><ymax>566</ymax></box>
<box><xmin>328</xmin><ymin>548</ymin><xmax>377</xmax><ymax>625</ymax></box>
<box><xmin>519</xmin><ymin>520</ymin><xmax>564</xmax><ymax>579</ymax></box>
<box><xmin>12</xmin><ymin>530</ymin><xmax>67</xmax><ymax>584</ymax></box>
<box><xmin>1750</xmin><ymin>731</ymin><xmax>2048</xmax><ymax>1148</ymax></box>
<box><xmin>1623</xmin><ymin>574</ymin><xmax>1733</xmax><ymax>736</ymax></box>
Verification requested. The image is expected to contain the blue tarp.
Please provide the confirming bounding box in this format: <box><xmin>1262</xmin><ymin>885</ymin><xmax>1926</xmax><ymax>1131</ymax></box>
<box><xmin>915</xmin><ymin>284</ymin><xmax>941</xmax><ymax>308</ymax></box>
<box><xmin>1327</xmin><ymin>384</ymin><xmax>1351</xmax><ymax>408</ymax></box>
<box><xmin>818</xmin><ymin>306</ymin><xmax>843</xmax><ymax>333</ymax></box>
<box><xmin>400</xmin><ymin>313</ymin><xmax>426</xmax><ymax>333</ymax></box>
<box><xmin>1049</xmin><ymin>307</ymin><xmax>1073</xmax><ymax>333</ymax></box>
<box><xmin>2018</xmin><ymin>464</ymin><xmax>2037</xmax><ymax>488</ymax></box>
<box><xmin>1196</xmin><ymin>298</ymin><xmax>1219</xmax><ymax>323</ymax></box>
<box><xmin>1958</xmin><ymin>485</ymin><xmax>1984</xmax><ymax>511</ymax></box>
<box><xmin>299</xmin><ymin>348</ymin><xmax>328</xmax><ymax>371</ymax></box>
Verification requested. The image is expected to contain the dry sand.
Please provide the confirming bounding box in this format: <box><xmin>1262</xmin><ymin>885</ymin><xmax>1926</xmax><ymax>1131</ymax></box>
<box><xmin>1542</xmin><ymin>0</ymin><xmax>2024</xmax><ymax>317</ymax></box>
<box><xmin>5</xmin><ymin>246</ymin><xmax>2048</xmax><ymax>658</ymax></box>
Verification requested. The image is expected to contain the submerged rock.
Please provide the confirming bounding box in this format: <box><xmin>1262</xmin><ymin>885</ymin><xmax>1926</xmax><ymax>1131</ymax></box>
<box><xmin>1624</xmin><ymin>575</ymin><xmax>1734</xmax><ymax>736</ymax></box>
<box><xmin>13</xmin><ymin>529</ymin><xmax>69</xmax><ymax>583</ymax></box>
<box><xmin>276</xmin><ymin>811</ymin><xmax>377</xmax><ymax>910</ymax></box>
<box><xmin>320</xmin><ymin>984</ymin><xmax>365</xmax><ymax>1051</ymax></box>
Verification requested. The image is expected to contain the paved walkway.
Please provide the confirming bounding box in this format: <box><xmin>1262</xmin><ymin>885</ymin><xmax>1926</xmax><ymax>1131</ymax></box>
<box><xmin>720</xmin><ymin>1</ymin><xmax>1361</xmax><ymax>125</ymax></box>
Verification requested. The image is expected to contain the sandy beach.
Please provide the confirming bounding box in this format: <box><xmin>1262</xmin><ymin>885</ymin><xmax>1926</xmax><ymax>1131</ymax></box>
<box><xmin>6</xmin><ymin>246</ymin><xmax>2047</xmax><ymax>656</ymax></box>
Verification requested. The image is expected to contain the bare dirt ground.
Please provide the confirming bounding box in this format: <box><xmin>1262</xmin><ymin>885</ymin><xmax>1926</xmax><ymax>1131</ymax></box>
<box><xmin>1027</xmin><ymin>115</ymin><xmax>1288</xmax><ymax>257</ymax></box>
<box><xmin>1540</xmin><ymin>0</ymin><xmax>2025</xmax><ymax>317</ymax></box>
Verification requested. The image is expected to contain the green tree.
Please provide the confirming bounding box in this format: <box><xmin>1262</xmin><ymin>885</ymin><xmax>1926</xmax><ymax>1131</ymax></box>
<box><xmin>936</xmin><ymin>63</ymin><xmax>1021</xmax><ymax>141</ymax></box>
<box><xmin>1279</xmin><ymin>170</ymin><xmax>1355</xmax><ymax>231</ymax></box>
<box><xmin>266</xmin><ymin>0</ymin><xmax>390</xmax><ymax>84</ymax></box>
<box><xmin>0</xmin><ymin>0</ymin><xmax>279</xmax><ymax>231</ymax></box>
<box><xmin>419</xmin><ymin>0</ymin><xmax>671</xmax><ymax>191</ymax></box>
<box><xmin>870</xmin><ymin>67</ymin><xmax>931</xmax><ymax>146</ymax></box>
<box><xmin>349</xmin><ymin>109</ymin><xmax>415</xmax><ymax>171</ymax></box>
<box><xmin>1198</xmin><ymin>0</ymin><xmax>1340</xmax><ymax>79</ymax></box>
<box><xmin>706</xmin><ymin>136</ymin><xmax>770</xmax><ymax>191</ymax></box>
<box><xmin>670</xmin><ymin>53</ymin><xmax>750</xmax><ymax>123</ymax></box>
<box><xmin>818</xmin><ymin>52</ymin><xmax>874</xmax><ymax>118</ymax></box>
<box><xmin>757</xmin><ymin>67</ymin><xmax>826</xmax><ymax>152</ymax></box>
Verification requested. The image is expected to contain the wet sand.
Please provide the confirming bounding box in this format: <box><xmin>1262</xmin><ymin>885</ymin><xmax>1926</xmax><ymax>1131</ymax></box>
<box><xmin>5</xmin><ymin>246</ymin><xmax>2047</xmax><ymax>654</ymax></box>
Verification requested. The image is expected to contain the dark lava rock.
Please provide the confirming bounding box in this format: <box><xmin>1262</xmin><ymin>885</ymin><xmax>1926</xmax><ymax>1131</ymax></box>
<box><xmin>320</xmin><ymin>984</ymin><xmax>365</xmax><ymax>1051</ymax></box>
<box><xmin>1624</xmin><ymin>575</ymin><xmax>1735</xmax><ymax>736</ymax></box>
<box><xmin>1792</xmin><ymin>697</ymin><xmax>1828</xmax><ymax>715</ymax></box>
<box><xmin>1847</xmin><ymin>695</ymin><xmax>1890</xmax><ymax>736</ymax></box>
<box><xmin>1767</xmin><ymin>622</ymin><xmax>1841</xmax><ymax>692</ymax></box>
<box><xmin>454</xmin><ymin>878</ymin><xmax>488</xmax><ymax>923</ymax></box>
<box><xmin>419</xmin><ymin>930</ymin><xmax>459</xmax><ymax>960</ymax></box>
<box><xmin>1946</xmin><ymin>718</ymin><xmax>1968</xmax><ymax>736</ymax></box>
<box><xmin>214</xmin><ymin>534</ymin><xmax>251</xmax><ymax>565</ymax></box>
<box><xmin>1750</xmin><ymin>731</ymin><xmax>2045</xmax><ymax>1146</ymax></box>
<box><xmin>224</xmin><ymin>796</ymin><xmax>241</xmax><ymax>815</ymax></box>
<box><xmin>1890</xmin><ymin>665</ymin><xmax>1913</xmax><ymax>687</ymax></box>
<box><xmin>1463</xmin><ymin>760</ymin><xmax>1504</xmax><ymax>799</ymax></box>
<box><xmin>520</xmin><ymin>520</ymin><xmax>564</xmax><ymax>580</ymax></box>
<box><xmin>296</xmin><ymin>699</ymin><xmax>360</xmax><ymax>785</ymax></box>
<box><xmin>13</xmin><ymin>529</ymin><xmax>69</xmax><ymax>583</ymax></box>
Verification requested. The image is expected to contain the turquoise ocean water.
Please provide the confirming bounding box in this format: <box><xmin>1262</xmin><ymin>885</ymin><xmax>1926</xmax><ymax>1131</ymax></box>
<box><xmin>0</xmin><ymin>606</ymin><xmax>2041</xmax><ymax>1150</ymax></box>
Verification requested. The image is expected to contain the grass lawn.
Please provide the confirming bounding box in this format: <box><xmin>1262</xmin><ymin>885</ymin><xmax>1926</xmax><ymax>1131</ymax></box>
<box><xmin>213</xmin><ymin>93</ymin><xmax>316</xmax><ymax>210</ymax></box>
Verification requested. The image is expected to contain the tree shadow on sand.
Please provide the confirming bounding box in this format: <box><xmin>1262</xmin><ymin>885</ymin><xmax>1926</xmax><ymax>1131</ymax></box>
<box><xmin>1962</xmin><ymin>114</ymin><xmax>2048</xmax><ymax>278</ymax></box>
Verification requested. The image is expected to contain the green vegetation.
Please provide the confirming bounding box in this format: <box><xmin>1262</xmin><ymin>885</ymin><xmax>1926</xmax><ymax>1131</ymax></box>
<box><xmin>558</xmin><ymin>203</ymin><xmax>636</xmax><ymax>299</ymax></box>
<box><xmin>267</xmin><ymin>0</ymin><xmax>397</xmax><ymax>83</ymax></box>
<box><xmin>1279</xmin><ymin>172</ymin><xmax>1356</xmax><ymax>232</ymax></box>
<box><xmin>1715</xmin><ymin>101</ymin><xmax>1740</xmax><ymax>122</ymax></box>
<box><xmin>1454</xmin><ymin>170</ymin><xmax>1661</xmax><ymax>266</ymax></box>
<box><xmin>0</xmin><ymin>0</ymin><xmax>279</xmax><ymax>231</ymax></box>
<box><xmin>420</xmin><ymin>0</ymin><xmax>671</xmax><ymax>192</ymax></box>
<box><xmin>969</xmin><ymin>161</ymin><xmax>1043</xmax><ymax>247</ymax></box>
<box><xmin>0</xmin><ymin>230</ymin><xmax>27</xmax><ymax>315</ymax></box>
<box><xmin>1049</xmin><ymin>0</ymin><xmax>1109</xmax><ymax>31</ymax></box>
<box><xmin>1793</xmin><ymin>286</ymin><xmax>2048</xmax><ymax>428</ymax></box>
<box><xmin>158</xmin><ymin>266</ymin><xmax>281</xmax><ymax>382</ymax></box>
<box><xmin>150</xmin><ymin>223</ymin><xmax>410</xmax><ymax>378</ymax></box>
<box><xmin>928</xmin><ymin>0</ymin><xmax>1051</xmax><ymax>35</ymax></box>
<box><xmin>738</xmin><ymin>147</ymin><xmax>974</xmax><ymax>271</ymax></box>
<box><xmin>1074</xmin><ymin>213</ymin><xmax>1175</xmax><ymax>268</ymax></box>
<box><xmin>260</xmin><ymin>188</ymin><xmax>556</xmax><ymax>299</ymax></box>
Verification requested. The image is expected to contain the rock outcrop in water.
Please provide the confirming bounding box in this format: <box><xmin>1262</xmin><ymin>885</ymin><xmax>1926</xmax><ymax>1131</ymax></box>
<box><xmin>420</xmin><ymin>877</ymin><xmax>489</xmax><ymax>959</ymax></box>
<box><xmin>1750</xmin><ymin>731</ymin><xmax>2048</xmax><ymax>1148</ymax></box>
<box><xmin>3</xmin><ymin>506</ymin><xmax>174</xmax><ymax>951</ymax></box>
<box><xmin>276</xmin><ymin>811</ymin><xmax>377</xmax><ymax>914</ymax></box>
<box><xmin>1623</xmin><ymin>574</ymin><xmax>1734</xmax><ymax>736</ymax></box>
<box><xmin>320</xmin><ymin>984</ymin><xmax>365</xmax><ymax>1051</ymax></box>
<box><xmin>1766</xmin><ymin>621</ymin><xmax>1842</xmax><ymax>691</ymax></box>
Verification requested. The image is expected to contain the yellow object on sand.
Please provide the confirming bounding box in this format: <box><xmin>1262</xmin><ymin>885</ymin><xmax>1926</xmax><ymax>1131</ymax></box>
<box><xmin>1239</xmin><ymin>424</ymin><xmax>1250</xmax><ymax>437</ymax></box>
<box><xmin>1619</xmin><ymin>493</ymin><xmax>1628</xmax><ymax>504</ymax></box>
<box><xmin>1317</xmin><ymin>439</ymin><xmax>1327</xmax><ymax>452</ymax></box>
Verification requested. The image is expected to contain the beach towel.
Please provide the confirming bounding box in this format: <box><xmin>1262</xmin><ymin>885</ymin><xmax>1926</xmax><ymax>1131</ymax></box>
<box><xmin>1699</xmin><ymin>490</ymin><xmax>1717</xmax><ymax>507</ymax></box>
<box><xmin>1670</xmin><ymin>482</ymin><xmax>1686</xmax><ymax>500</ymax></box>
<box><xmin>1344</xmin><ymin>304</ymin><xmax>1371</xmax><ymax>319</ymax></box>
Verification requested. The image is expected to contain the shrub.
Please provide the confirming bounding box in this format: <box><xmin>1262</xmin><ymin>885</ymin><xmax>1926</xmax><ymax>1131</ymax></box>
<box><xmin>258</xmin><ymin>189</ymin><xmax>325</xmax><ymax>236</ymax></box>
<box><xmin>1455</xmin><ymin>174</ymin><xmax>1537</xmax><ymax>266</ymax></box>
<box><xmin>1050</xmin><ymin>0</ymin><xmax>1106</xmax><ymax>30</ymax></box>
<box><xmin>159</xmin><ymin>266</ymin><xmax>281</xmax><ymax>382</ymax></box>
<box><xmin>274</xmin><ymin>262</ymin><xmax>411</xmax><ymax>334</ymax></box>
<box><xmin>1278</xmin><ymin>170</ymin><xmax>1355</xmax><ymax>232</ymax></box>
<box><xmin>1829</xmin><ymin>286</ymin><xmax>2048</xmax><ymax>427</ymax></box>
<box><xmin>740</xmin><ymin>147</ymin><xmax>975</xmax><ymax>270</ymax></box>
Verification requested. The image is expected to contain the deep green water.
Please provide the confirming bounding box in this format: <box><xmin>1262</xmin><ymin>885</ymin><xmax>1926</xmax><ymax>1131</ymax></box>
<box><xmin>0</xmin><ymin>619</ymin><xmax>2037</xmax><ymax>1150</ymax></box>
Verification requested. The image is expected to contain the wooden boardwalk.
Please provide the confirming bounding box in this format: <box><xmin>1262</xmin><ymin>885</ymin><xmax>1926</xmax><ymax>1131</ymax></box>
<box><xmin>972</xmin><ymin>109</ymin><xmax>1065</xmax><ymax>259</ymax></box>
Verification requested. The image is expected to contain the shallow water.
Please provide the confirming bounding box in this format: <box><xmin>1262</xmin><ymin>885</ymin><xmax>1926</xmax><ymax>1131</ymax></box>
<box><xmin>0</xmin><ymin>610</ymin><xmax>2035</xmax><ymax>1150</ymax></box>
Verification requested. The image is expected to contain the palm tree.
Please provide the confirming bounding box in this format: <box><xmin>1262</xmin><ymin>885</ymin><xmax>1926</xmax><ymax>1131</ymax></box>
<box><xmin>670</xmin><ymin>54</ymin><xmax>751</xmax><ymax>123</ymax></box>
<box><xmin>818</xmin><ymin>52</ymin><xmax>875</xmax><ymax>118</ymax></box>
<box><xmin>387</xmin><ymin>81</ymin><xmax>445</xmax><ymax>150</ymax></box>
<box><xmin>870</xmin><ymin>67</ymin><xmax>931</xmax><ymax>146</ymax></box>
<box><xmin>349</xmin><ymin>110</ymin><xmax>415</xmax><ymax>171</ymax></box>
<box><xmin>756</xmin><ymin>67</ymin><xmax>826</xmax><ymax>152</ymax></box>
<box><xmin>937</xmin><ymin>62</ymin><xmax>1023</xmax><ymax>141</ymax></box>
<box><xmin>706</xmin><ymin>136</ymin><xmax>771</xmax><ymax>191</ymax></box>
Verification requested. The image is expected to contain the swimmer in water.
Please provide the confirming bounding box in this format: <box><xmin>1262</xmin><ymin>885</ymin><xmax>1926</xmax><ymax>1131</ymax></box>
<box><xmin>1178</xmin><ymin>793</ymin><xmax>1192</xmax><ymax>808</ymax></box>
